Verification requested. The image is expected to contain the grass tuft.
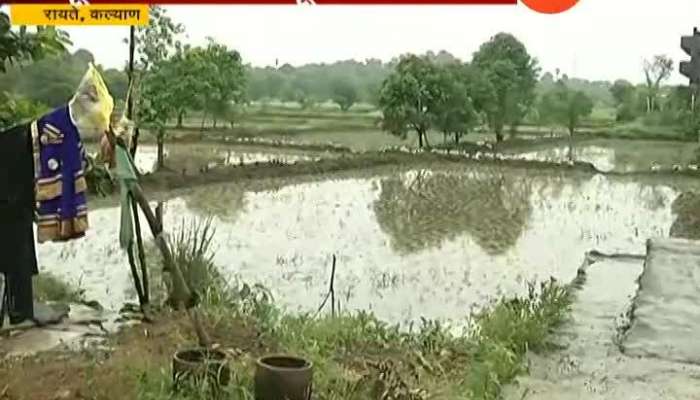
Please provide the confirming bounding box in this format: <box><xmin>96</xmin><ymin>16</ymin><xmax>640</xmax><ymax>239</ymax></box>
<box><xmin>33</xmin><ymin>273</ymin><xmax>85</xmax><ymax>304</ymax></box>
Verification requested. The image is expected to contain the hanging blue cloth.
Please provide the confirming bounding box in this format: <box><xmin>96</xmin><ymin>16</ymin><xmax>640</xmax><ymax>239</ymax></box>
<box><xmin>31</xmin><ymin>106</ymin><xmax>90</xmax><ymax>243</ymax></box>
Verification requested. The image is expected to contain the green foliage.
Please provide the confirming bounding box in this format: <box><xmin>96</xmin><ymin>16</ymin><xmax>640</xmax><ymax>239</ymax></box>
<box><xmin>472</xmin><ymin>32</ymin><xmax>539</xmax><ymax>141</ymax></box>
<box><xmin>248</xmin><ymin>58</ymin><xmax>392</xmax><ymax>106</ymax></box>
<box><xmin>193</xmin><ymin>38</ymin><xmax>247</xmax><ymax>126</ymax></box>
<box><xmin>0</xmin><ymin>49</ymin><xmax>125</xmax><ymax>109</ymax></box>
<box><xmin>167</xmin><ymin>216</ymin><xmax>218</xmax><ymax>302</ymax></box>
<box><xmin>84</xmin><ymin>153</ymin><xmax>115</xmax><ymax>196</ymax></box>
<box><xmin>33</xmin><ymin>273</ymin><xmax>85</xmax><ymax>304</ymax></box>
<box><xmin>378</xmin><ymin>54</ymin><xmax>443</xmax><ymax>148</ymax></box>
<box><xmin>610</xmin><ymin>79</ymin><xmax>635</xmax><ymax>106</ymax></box>
<box><xmin>539</xmin><ymin>81</ymin><xmax>594</xmax><ymax>135</ymax></box>
<box><xmin>134</xmin><ymin>212</ymin><xmax>573</xmax><ymax>400</ymax></box>
<box><xmin>158</xmin><ymin>277</ymin><xmax>571</xmax><ymax>400</ymax></box>
<box><xmin>0</xmin><ymin>11</ymin><xmax>71</xmax><ymax>73</ymax></box>
<box><xmin>135</xmin><ymin>6</ymin><xmax>185</xmax><ymax>132</ymax></box>
<box><xmin>136</xmin><ymin>13</ymin><xmax>246</xmax><ymax>136</ymax></box>
<box><xmin>330</xmin><ymin>78</ymin><xmax>358</xmax><ymax>111</ymax></box>
<box><xmin>539</xmin><ymin>73</ymin><xmax>614</xmax><ymax>110</ymax></box>
<box><xmin>433</xmin><ymin>63</ymin><xmax>478</xmax><ymax>144</ymax></box>
<box><xmin>0</xmin><ymin>91</ymin><xmax>49</xmax><ymax>129</ymax></box>
<box><xmin>467</xmin><ymin>279</ymin><xmax>572</xmax><ymax>399</ymax></box>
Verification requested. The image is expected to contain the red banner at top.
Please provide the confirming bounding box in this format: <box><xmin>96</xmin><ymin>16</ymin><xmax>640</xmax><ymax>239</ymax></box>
<box><xmin>4</xmin><ymin>0</ymin><xmax>580</xmax><ymax>14</ymax></box>
<box><xmin>5</xmin><ymin>0</ymin><xmax>518</xmax><ymax>4</ymax></box>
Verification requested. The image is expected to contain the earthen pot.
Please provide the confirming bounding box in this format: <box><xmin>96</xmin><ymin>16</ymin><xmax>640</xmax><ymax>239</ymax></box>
<box><xmin>254</xmin><ymin>355</ymin><xmax>313</xmax><ymax>400</ymax></box>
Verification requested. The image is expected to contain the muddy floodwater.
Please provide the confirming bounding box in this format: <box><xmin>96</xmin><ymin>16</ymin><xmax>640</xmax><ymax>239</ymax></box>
<box><xmin>34</xmin><ymin>164</ymin><xmax>699</xmax><ymax>327</ymax></box>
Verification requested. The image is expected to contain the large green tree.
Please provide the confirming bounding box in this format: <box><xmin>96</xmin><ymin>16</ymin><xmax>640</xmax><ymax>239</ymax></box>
<box><xmin>135</xmin><ymin>5</ymin><xmax>184</xmax><ymax>168</ymax></box>
<box><xmin>331</xmin><ymin>78</ymin><xmax>358</xmax><ymax>111</ymax></box>
<box><xmin>197</xmin><ymin>38</ymin><xmax>246</xmax><ymax>129</ymax></box>
<box><xmin>378</xmin><ymin>54</ymin><xmax>443</xmax><ymax>148</ymax></box>
<box><xmin>472</xmin><ymin>33</ymin><xmax>539</xmax><ymax>142</ymax></box>
<box><xmin>610</xmin><ymin>79</ymin><xmax>635</xmax><ymax>105</ymax></box>
<box><xmin>433</xmin><ymin>63</ymin><xmax>478</xmax><ymax>145</ymax></box>
<box><xmin>541</xmin><ymin>81</ymin><xmax>594</xmax><ymax>136</ymax></box>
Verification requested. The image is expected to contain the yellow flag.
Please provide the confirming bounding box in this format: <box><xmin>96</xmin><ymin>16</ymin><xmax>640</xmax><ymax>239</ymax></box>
<box><xmin>70</xmin><ymin>63</ymin><xmax>114</xmax><ymax>137</ymax></box>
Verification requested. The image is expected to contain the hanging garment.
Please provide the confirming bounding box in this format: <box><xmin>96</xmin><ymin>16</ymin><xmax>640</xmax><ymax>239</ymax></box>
<box><xmin>32</xmin><ymin>106</ymin><xmax>91</xmax><ymax>243</ymax></box>
<box><xmin>116</xmin><ymin>143</ymin><xmax>139</xmax><ymax>250</ymax></box>
<box><xmin>0</xmin><ymin>123</ymin><xmax>39</xmax><ymax>325</ymax></box>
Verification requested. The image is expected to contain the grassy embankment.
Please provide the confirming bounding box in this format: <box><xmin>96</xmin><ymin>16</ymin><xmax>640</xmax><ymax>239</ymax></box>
<box><xmin>2</xmin><ymin>219</ymin><xmax>574</xmax><ymax>400</ymax></box>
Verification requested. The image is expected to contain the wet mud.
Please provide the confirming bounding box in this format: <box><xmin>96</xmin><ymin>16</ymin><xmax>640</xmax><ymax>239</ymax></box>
<box><xmin>505</xmin><ymin>245</ymin><xmax>700</xmax><ymax>400</ymax></box>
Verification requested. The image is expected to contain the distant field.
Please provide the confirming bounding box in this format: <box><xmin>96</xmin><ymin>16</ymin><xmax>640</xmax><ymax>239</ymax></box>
<box><xmin>116</xmin><ymin>103</ymin><xmax>696</xmax><ymax>156</ymax></box>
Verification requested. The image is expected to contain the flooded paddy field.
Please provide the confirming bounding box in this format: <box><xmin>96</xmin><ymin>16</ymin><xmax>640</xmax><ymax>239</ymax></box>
<box><xmin>34</xmin><ymin>162</ymin><xmax>700</xmax><ymax>328</ymax></box>
<box><xmin>85</xmin><ymin>142</ymin><xmax>338</xmax><ymax>175</ymax></box>
<box><xmin>502</xmin><ymin>138</ymin><xmax>699</xmax><ymax>173</ymax></box>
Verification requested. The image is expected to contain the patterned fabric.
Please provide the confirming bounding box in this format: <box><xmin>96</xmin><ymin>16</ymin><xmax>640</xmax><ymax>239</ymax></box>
<box><xmin>31</xmin><ymin>106</ymin><xmax>90</xmax><ymax>243</ymax></box>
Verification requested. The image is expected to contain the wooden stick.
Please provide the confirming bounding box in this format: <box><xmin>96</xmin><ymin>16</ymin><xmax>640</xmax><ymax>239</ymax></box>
<box><xmin>127</xmin><ymin>25</ymin><xmax>140</xmax><ymax>158</ymax></box>
<box><xmin>124</xmin><ymin>25</ymin><xmax>149</xmax><ymax>306</ymax></box>
<box><xmin>106</xmin><ymin>129</ymin><xmax>210</xmax><ymax>347</ymax></box>
<box><xmin>131</xmin><ymin>200</ymin><xmax>150</xmax><ymax>304</ymax></box>
<box><xmin>314</xmin><ymin>254</ymin><xmax>338</xmax><ymax>318</ymax></box>
<box><xmin>126</xmin><ymin>241</ymin><xmax>145</xmax><ymax>306</ymax></box>
<box><xmin>330</xmin><ymin>254</ymin><xmax>336</xmax><ymax>317</ymax></box>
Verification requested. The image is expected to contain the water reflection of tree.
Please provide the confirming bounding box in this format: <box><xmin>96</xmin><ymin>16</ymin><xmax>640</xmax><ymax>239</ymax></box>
<box><xmin>373</xmin><ymin>169</ymin><xmax>533</xmax><ymax>255</ymax></box>
<box><xmin>182</xmin><ymin>184</ymin><xmax>247</xmax><ymax>222</ymax></box>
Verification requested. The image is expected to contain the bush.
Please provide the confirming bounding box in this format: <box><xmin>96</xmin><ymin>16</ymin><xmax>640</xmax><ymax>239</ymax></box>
<box><xmin>166</xmin><ymin>217</ymin><xmax>220</xmax><ymax>304</ymax></box>
<box><xmin>0</xmin><ymin>92</ymin><xmax>49</xmax><ymax>130</ymax></box>
<box><xmin>33</xmin><ymin>273</ymin><xmax>85</xmax><ymax>303</ymax></box>
<box><xmin>616</xmin><ymin>103</ymin><xmax>638</xmax><ymax>123</ymax></box>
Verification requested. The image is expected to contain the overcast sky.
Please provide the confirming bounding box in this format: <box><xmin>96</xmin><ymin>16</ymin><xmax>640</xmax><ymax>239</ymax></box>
<box><xmin>60</xmin><ymin>0</ymin><xmax>699</xmax><ymax>84</ymax></box>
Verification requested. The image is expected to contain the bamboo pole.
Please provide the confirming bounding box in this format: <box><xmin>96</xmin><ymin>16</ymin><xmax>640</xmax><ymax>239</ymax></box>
<box><xmin>127</xmin><ymin>24</ymin><xmax>150</xmax><ymax>305</ymax></box>
<box><xmin>107</xmin><ymin>128</ymin><xmax>210</xmax><ymax>347</ymax></box>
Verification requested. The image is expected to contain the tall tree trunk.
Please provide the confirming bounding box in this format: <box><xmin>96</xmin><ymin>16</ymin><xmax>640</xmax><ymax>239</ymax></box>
<box><xmin>454</xmin><ymin>132</ymin><xmax>460</xmax><ymax>145</ymax></box>
<box><xmin>495</xmin><ymin>119</ymin><xmax>504</xmax><ymax>143</ymax></box>
<box><xmin>157</xmin><ymin>129</ymin><xmax>165</xmax><ymax>170</ymax></box>
<box><xmin>200</xmin><ymin>110</ymin><xmax>207</xmax><ymax>140</ymax></box>
<box><xmin>567</xmin><ymin>128</ymin><xmax>574</xmax><ymax>163</ymax></box>
<box><xmin>176</xmin><ymin>111</ymin><xmax>184</xmax><ymax>128</ymax></box>
<box><xmin>213</xmin><ymin>118</ymin><xmax>217</xmax><ymax>129</ymax></box>
<box><xmin>417</xmin><ymin>130</ymin><xmax>424</xmax><ymax>148</ymax></box>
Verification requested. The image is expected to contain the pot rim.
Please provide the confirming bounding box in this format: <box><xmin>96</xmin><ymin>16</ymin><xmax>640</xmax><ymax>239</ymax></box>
<box><xmin>173</xmin><ymin>347</ymin><xmax>228</xmax><ymax>364</ymax></box>
<box><xmin>256</xmin><ymin>354</ymin><xmax>313</xmax><ymax>372</ymax></box>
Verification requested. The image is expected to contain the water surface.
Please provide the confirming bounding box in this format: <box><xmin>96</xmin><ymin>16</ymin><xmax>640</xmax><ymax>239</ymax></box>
<box><xmin>35</xmin><ymin>165</ymin><xmax>693</xmax><ymax>326</ymax></box>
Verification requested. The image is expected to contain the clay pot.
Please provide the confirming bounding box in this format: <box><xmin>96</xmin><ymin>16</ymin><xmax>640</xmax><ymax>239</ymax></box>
<box><xmin>172</xmin><ymin>347</ymin><xmax>230</xmax><ymax>389</ymax></box>
<box><xmin>254</xmin><ymin>355</ymin><xmax>313</xmax><ymax>400</ymax></box>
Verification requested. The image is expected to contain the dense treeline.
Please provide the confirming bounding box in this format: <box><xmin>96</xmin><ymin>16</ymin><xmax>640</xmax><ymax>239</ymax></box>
<box><xmin>1</xmin><ymin>6</ymin><xmax>696</xmax><ymax>149</ymax></box>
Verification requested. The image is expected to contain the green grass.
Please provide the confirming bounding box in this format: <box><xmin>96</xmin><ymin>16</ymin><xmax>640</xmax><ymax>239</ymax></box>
<box><xmin>133</xmin><ymin>218</ymin><xmax>574</xmax><ymax>400</ymax></box>
<box><xmin>33</xmin><ymin>273</ymin><xmax>85</xmax><ymax>304</ymax></box>
<box><xmin>600</xmin><ymin>120</ymin><xmax>691</xmax><ymax>141</ymax></box>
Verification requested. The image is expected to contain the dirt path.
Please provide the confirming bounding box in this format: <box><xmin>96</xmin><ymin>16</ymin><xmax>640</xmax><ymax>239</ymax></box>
<box><xmin>0</xmin><ymin>311</ymin><xmax>259</xmax><ymax>400</ymax></box>
<box><xmin>504</xmin><ymin>248</ymin><xmax>700</xmax><ymax>400</ymax></box>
